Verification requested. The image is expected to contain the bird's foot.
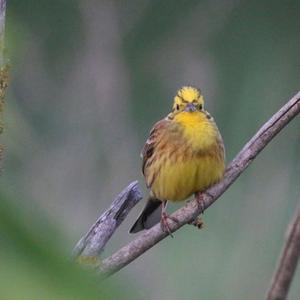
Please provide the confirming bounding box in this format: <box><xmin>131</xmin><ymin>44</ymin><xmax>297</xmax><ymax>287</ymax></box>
<box><xmin>195</xmin><ymin>192</ymin><xmax>206</xmax><ymax>214</ymax></box>
<box><xmin>160</xmin><ymin>212</ymin><xmax>179</xmax><ymax>238</ymax></box>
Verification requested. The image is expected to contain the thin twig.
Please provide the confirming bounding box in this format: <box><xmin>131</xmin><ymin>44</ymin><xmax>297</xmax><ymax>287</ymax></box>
<box><xmin>0</xmin><ymin>0</ymin><xmax>6</xmax><ymax>66</ymax></box>
<box><xmin>265</xmin><ymin>204</ymin><xmax>300</xmax><ymax>300</ymax></box>
<box><xmin>98</xmin><ymin>91</ymin><xmax>300</xmax><ymax>278</ymax></box>
<box><xmin>73</xmin><ymin>181</ymin><xmax>142</xmax><ymax>259</ymax></box>
<box><xmin>0</xmin><ymin>0</ymin><xmax>7</xmax><ymax>165</ymax></box>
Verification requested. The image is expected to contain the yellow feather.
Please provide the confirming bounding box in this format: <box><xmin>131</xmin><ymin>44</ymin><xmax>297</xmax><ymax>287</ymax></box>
<box><xmin>151</xmin><ymin>110</ymin><xmax>224</xmax><ymax>201</ymax></box>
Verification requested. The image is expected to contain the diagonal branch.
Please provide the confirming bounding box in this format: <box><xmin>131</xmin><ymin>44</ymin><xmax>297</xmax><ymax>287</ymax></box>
<box><xmin>98</xmin><ymin>91</ymin><xmax>300</xmax><ymax>278</ymax></box>
<box><xmin>265</xmin><ymin>204</ymin><xmax>300</xmax><ymax>300</ymax></box>
<box><xmin>73</xmin><ymin>181</ymin><xmax>142</xmax><ymax>259</ymax></box>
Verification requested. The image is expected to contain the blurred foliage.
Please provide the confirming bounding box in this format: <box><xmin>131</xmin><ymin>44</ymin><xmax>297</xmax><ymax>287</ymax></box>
<box><xmin>0</xmin><ymin>192</ymin><xmax>139</xmax><ymax>300</ymax></box>
<box><xmin>1</xmin><ymin>0</ymin><xmax>300</xmax><ymax>299</ymax></box>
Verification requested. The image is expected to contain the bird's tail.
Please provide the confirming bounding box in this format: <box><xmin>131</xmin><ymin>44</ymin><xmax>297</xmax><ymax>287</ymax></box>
<box><xmin>129</xmin><ymin>197</ymin><xmax>162</xmax><ymax>233</ymax></box>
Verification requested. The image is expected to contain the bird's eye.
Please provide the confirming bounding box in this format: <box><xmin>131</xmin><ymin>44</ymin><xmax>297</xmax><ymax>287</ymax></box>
<box><xmin>199</xmin><ymin>104</ymin><xmax>203</xmax><ymax>110</ymax></box>
<box><xmin>176</xmin><ymin>104</ymin><xmax>180</xmax><ymax>110</ymax></box>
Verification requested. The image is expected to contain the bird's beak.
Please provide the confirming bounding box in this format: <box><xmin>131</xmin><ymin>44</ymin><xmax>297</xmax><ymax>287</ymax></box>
<box><xmin>184</xmin><ymin>103</ymin><xmax>197</xmax><ymax>112</ymax></box>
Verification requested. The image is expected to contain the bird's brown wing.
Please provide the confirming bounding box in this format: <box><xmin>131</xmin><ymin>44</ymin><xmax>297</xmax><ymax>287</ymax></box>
<box><xmin>141</xmin><ymin>118</ymin><xmax>170</xmax><ymax>183</ymax></box>
<box><xmin>130</xmin><ymin>119</ymin><xmax>171</xmax><ymax>234</ymax></box>
<box><xmin>209</xmin><ymin>114</ymin><xmax>226</xmax><ymax>163</ymax></box>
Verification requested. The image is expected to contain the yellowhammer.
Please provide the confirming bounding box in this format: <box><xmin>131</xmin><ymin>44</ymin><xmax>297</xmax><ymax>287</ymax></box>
<box><xmin>130</xmin><ymin>86</ymin><xmax>225</xmax><ymax>234</ymax></box>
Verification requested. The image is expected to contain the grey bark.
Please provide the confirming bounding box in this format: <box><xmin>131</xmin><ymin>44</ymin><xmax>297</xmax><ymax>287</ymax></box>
<box><xmin>73</xmin><ymin>181</ymin><xmax>142</xmax><ymax>258</ymax></box>
<box><xmin>265</xmin><ymin>204</ymin><xmax>300</xmax><ymax>300</ymax></box>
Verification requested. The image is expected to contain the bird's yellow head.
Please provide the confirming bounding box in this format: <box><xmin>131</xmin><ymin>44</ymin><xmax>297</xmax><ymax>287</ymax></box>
<box><xmin>172</xmin><ymin>86</ymin><xmax>204</xmax><ymax>114</ymax></box>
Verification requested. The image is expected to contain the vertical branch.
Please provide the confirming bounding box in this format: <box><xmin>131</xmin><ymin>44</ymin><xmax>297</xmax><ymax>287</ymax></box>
<box><xmin>265</xmin><ymin>204</ymin><xmax>300</xmax><ymax>300</ymax></box>
<box><xmin>0</xmin><ymin>0</ymin><xmax>7</xmax><ymax>165</ymax></box>
<box><xmin>0</xmin><ymin>0</ymin><xmax>6</xmax><ymax>66</ymax></box>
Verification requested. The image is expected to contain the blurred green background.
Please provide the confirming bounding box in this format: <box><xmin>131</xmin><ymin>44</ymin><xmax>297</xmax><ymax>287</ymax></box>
<box><xmin>1</xmin><ymin>0</ymin><xmax>300</xmax><ymax>299</ymax></box>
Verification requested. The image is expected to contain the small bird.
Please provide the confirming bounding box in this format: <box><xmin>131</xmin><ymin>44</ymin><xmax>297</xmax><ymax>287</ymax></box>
<box><xmin>129</xmin><ymin>86</ymin><xmax>225</xmax><ymax>234</ymax></box>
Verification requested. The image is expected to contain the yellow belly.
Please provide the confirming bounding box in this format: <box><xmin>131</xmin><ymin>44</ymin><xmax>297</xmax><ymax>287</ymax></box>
<box><xmin>151</xmin><ymin>153</ymin><xmax>224</xmax><ymax>201</ymax></box>
<box><xmin>144</xmin><ymin>110</ymin><xmax>225</xmax><ymax>202</ymax></box>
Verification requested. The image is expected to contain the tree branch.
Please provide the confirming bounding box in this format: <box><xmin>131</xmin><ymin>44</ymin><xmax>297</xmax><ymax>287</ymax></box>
<box><xmin>73</xmin><ymin>181</ymin><xmax>142</xmax><ymax>260</ymax></box>
<box><xmin>0</xmin><ymin>0</ymin><xmax>6</xmax><ymax>66</ymax></box>
<box><xmin>265</xmin><ymin>204</ymin><xmax>300</xmax><ymax>300</ymax></box>
<box><xmin>0</xmin><ymin>0</ymin><xmax>7</xmax><ymax>164</ymax></box>
<box><xmin>98</xmin><ymin>91</ymin><xmax>300</xmax><ymax>278</ymax></box>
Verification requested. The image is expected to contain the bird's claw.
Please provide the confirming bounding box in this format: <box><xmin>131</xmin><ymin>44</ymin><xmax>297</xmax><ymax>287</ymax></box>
<box><xmin>160</xmin><ymin>212</ymin><xmax>179</xmax><ymax>238</ymax></box>
<box><xmin>195</xmin><ymin>192</ymin><xmax>207</xmax><ymax>214</ymax></box>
